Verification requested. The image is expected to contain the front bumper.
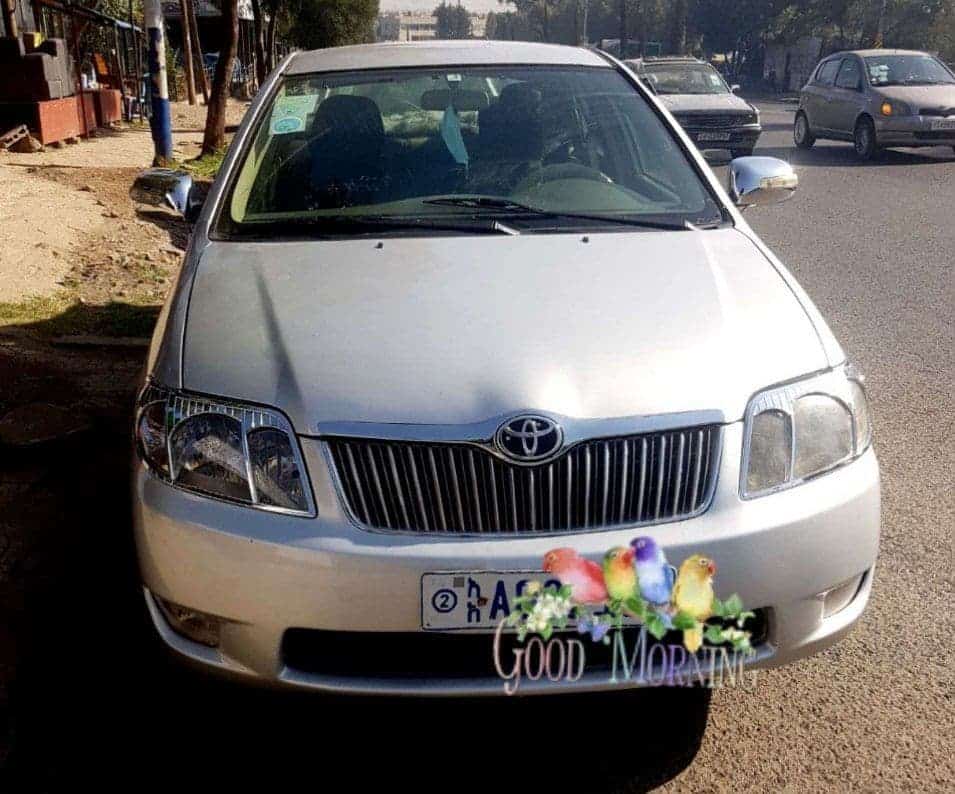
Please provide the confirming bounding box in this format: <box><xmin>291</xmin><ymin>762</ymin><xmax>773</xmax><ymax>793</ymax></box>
<box><xmin>874</xmin><ymin>115</ymin><xmax>955</xmax><ymax>146</ymax></box>
<box><xmin>133</xmin><ymin>423</ymin><xmax>880</xmax><ymax>695</ymax></box>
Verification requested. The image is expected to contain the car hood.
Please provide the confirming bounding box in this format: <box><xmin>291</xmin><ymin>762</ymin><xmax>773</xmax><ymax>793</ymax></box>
<box><xmin>873</xmin><ymin>83</ymin><xmax>955</xmax><ymax>109</ymax></box>
<box><xmin>182</xmin><ymin>228</ymin><xmax>827</xmax><ymax>433</ymax></box>
<box><xmin>657</xmin><ymin>93</ymin><xmax>753</xmax><ymax>114</ymax></box>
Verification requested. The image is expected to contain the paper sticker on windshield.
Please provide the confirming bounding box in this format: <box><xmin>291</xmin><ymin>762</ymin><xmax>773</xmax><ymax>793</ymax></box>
<box><xmin>270</xmin><ymin>94</ymin><xmax>317</xmax><ymax>134</ymax></box>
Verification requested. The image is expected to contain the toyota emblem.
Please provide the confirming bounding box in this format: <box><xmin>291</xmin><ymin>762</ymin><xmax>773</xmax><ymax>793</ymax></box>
<box><xmin>495</xmin><ymin>415</ymin><xmax>563</xmax><ymax>463</ymax></box>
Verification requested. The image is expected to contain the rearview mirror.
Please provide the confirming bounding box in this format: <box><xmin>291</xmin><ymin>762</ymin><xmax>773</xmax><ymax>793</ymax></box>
<box><xmin>728</xmin><ymin>156</ymin><xmax>797</xmax><ymax>208</ymax></box>
<box><xmin>130</xmin><ymin>168</ymin><xmax>204</xmax><ymax>222</ymax></box>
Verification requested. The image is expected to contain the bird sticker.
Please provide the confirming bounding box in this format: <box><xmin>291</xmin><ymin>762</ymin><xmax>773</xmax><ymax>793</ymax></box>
<box><xmin>602</xmin><ymin>546</ymin><xmax>639</xmax><ymax>604</ymax></box>
<box><xmin>513</xmin><ymin>545</ymin><xmax>752</xmax><ymax>658</ymax></box>
<box><xmin>630</xmin><ymin>536</ymin><xmax>676</xmax><ymax>607</ymax></box>
<box><xmin>672</xmin><ymin>554</ymin><xmax>718</xmax><ymax>652</ymax></box>
<box><xmin>542</xmin><ymin>548</ymin><xmax>608</xmax><ymax>605</ymax></box>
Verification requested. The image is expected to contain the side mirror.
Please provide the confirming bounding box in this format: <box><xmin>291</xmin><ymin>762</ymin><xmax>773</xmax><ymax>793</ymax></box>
<box><xmin>130</xmin><ymin>168</ymin><xmax>204</xmax><ymax>222</ymax></box>
<box><xmin>728</xmin><ymin>156</ymin><xmax>797</xmax><ymax>208</ymax></box>
<box><xmin>730</xmin><ymin>84</ymin><xmax>741</xmax><ymax>93</ymax></box>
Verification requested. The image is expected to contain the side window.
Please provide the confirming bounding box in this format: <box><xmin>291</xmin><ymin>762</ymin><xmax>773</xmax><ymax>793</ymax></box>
<box><xmin>835</xmin><ymin>58</ymin><xmax>861</xmax><ymax>90</ymax></box>
<box><xmin>815</xmin><ymin>60</ymin><xmax>840</xmax><ymax>87</ymax></box>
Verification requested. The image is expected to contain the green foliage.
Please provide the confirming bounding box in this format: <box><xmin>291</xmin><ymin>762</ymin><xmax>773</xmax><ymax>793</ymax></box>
<box><xmin>489</xmin><ymin>0</ymin><xmax>955</xmax><ymax>67</ymax></box>
<box><xmin>434</xmin><ymin>3</ymin><xmax>472</xmax><ymax>39</ymax></box>
<box><xmin>286</xmin><ymin>0</ymin><xmax>379</xmax><ymax>50</ymax></box>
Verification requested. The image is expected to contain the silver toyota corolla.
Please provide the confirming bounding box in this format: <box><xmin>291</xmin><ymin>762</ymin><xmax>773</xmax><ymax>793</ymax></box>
<box><xmin>131</xmin><ymin>41</ymin><xmax>880</xmax><ymax>695</ymax></box>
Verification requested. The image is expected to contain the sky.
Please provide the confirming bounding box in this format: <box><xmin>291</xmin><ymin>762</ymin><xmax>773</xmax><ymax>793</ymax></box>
<box><xmin>380</xmin><ymin>0</ymin><xmax>505</xmax><ymax>12</ymax></box>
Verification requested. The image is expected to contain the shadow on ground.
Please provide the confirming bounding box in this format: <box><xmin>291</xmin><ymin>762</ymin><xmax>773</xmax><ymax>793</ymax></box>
<box><xmin>756</xmin><ymin>143</ymin><xmax>955</xmax><ymax>167</ymax></box>
<box><xmin>0</xmin><ymin>305</ymin><xmax>710</xmax><ymax>792</ymax></box>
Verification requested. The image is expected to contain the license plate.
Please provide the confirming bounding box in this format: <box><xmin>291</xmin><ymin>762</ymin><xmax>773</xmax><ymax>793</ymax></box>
<box><xmin>930</xmin><ymin>118</ymin><xmax>955</xmax><ymax>130</ymax></box>
<box><xmin>697</xmin><ymin>131</ymin><xmax>731</xmax><ymax>141</ymax></box>
<box><xmin>421</xmin><ymin>571</ymin><xmax>552</xmax><ymax>630</ymax></box>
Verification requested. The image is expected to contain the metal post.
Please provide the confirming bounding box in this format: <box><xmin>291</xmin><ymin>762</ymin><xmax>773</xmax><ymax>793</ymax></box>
<box><xmin>144</xmin><ymin>0</ymin><xmax>173</xmax><ymax>164</ymax></box>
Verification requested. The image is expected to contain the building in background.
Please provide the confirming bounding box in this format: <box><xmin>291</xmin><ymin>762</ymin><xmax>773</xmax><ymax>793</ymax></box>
<box><xmin>764</xmin><ymin>37</ymin><xmax>822</xmax><ymax>93</ymax></box>
<box><xmin>376</xmin><ymin>10</ymin><xmax>487</xmax><ymax>42</ymax></box>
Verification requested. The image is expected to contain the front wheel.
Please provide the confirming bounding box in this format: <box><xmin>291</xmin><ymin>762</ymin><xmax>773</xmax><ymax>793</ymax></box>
<box><xmin>794</xmin><ymin>111</ymin><xmax>815</xmax><ymax>149</ymax></box>
<box><xmin>854</xmin><ymin>117</ymin><xmax>879</xmax><ymax>161</ymax></box>
<box><xmin>730</xmin><ymin>147</ymin><xmax>754</xmax><ymax>159</ymax></box>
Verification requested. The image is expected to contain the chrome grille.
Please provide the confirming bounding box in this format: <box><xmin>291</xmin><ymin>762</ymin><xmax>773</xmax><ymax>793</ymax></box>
<box><xmin>327</xmin><ymin>426</ymin><xmax>721</xmax><ymax>534</ymax></box>
<box><xmin>673</xmin><ymin>112</ymin><xmax>753</xmax><ymax>129</ymax></box>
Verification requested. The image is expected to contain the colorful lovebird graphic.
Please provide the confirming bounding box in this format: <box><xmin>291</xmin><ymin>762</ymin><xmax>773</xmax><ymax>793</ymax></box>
<box><xmin>602</xmin><ymin>546</ymin><xmax>639</xmax><ymax>603</ymax></box>
<box><xmin>543</xmin><ymin>548</ymin><xmax>608</xmax><ymax>605</ymax></box>
<box><xmin>672</xmin><ymin>554</ymin><xmax>717</xmax><ymax>652</ymax></box>
<box><xmin>630</xmin><ymin>536</ymin><xmax>676</xmax><ymax>606</ymax></box>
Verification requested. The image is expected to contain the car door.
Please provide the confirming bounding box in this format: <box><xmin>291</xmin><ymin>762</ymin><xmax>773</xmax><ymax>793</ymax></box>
<box><xmin>803</xmin><ymin>59</ymin><xmax>841</xmax><ymax>133</ymax></box>
<box><xmin>830</xmin><ymin>56</ymin><xmax>865</xmax><ymax>137</ymax></box>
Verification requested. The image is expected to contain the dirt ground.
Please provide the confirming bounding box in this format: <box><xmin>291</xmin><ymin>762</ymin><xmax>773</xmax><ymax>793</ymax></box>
<box><xmin>0</xmin><ymin>98</ymin><xmax>248</xmax><ymax>308</ymax></box>
<box><xmin>0</xmin><ymin>99</ymin><xmax>253</xmax><ymax>787</ymax></box>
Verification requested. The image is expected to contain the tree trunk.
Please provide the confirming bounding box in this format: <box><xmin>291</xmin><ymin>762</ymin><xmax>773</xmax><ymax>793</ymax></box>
<box><xmin>202</xmin><ymin>0</ymin><xmax>238</xmax><ymax>155</ymax></box>
<box><xmin>668</xmin><ymin>0</ymin><xmax>688</xmax><ymax>55</ymax></box>
<box><xmin>185</xmin><ymin>0</ymin><xmax>209</xmax><ymax>103</ymax></box>
<box><xmin>872</xmin><ymin>0</ymin><xmax>888</xmax><ymax>48</ymax></box>
<box><xmin>619</xmin><ymin>0</ymin><xmax>626</xmax><ymax>58</ymax></box>
<box><xmin>2</xmin><ymin>0</ymin><xmax>18</xmax><ymax>39</ymax></box>
<box><xmin>250</xmin><ymin>0</ymin><xmax>267</xmax><ymax>86</ymax></box>
<box><xmin>179</xmin><ymin>0</ymin><xmax>196</xmax><ymax>104</ymax></box>
<box><xmin>266</xmin><ymin>6</ymin><xmax>277</xmax><ymax>71</ymax></box>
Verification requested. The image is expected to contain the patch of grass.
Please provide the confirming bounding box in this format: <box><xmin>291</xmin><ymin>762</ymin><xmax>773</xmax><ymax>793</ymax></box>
<box><xmin>0</xmin><ymin>292</ymin><xmax>160</xmax><ymax>338</ymax></box>
<box><xmin>182</xmin><ymin>148</ymin><xmax>227</xmax><ymax>180</ymax></box>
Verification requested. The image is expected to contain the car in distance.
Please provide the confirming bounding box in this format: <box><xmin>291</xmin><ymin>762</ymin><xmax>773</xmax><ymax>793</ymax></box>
<box><xmin>131</xmin><ymin>41</ymin><xmax>879</xmax><ymax>695</ymax></box>
<box><xmin>795</xmin><ymin>49</ymin><xmax>955</xmax><ymax>160</ymax></box>
<box><xmin>625</xmin><ymin>56</ymin><xmax>762</xmax><ymax>157</ymax></box>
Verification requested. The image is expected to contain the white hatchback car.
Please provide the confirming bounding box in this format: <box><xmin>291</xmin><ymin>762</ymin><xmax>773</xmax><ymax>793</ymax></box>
<box><xmin>132</xmin><ymin>41</ymin><xmax>879</xmax><ymax>694</ymax></box>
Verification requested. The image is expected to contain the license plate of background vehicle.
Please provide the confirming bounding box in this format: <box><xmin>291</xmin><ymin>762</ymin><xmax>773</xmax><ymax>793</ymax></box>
<box><xmin>421</xmin><ymin>571</ymin><xmax>553</xmax><ymax>630</ymax></box>
<box><xmin>698</xmin><ymin>131</ymin><xmax>732</xmax><ymax>141</ymax></box>
<box><xmin>931</xmin><ymin>118</ymin><xmax>955</xmax><ymax>130</ymax></box>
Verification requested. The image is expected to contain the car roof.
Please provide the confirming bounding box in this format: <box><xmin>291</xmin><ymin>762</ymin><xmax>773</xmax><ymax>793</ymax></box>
<box><xmin>286</xmin><ymin>41</ymin><xmax>611</xmax><ymax>75</ymax></box>
<box><xmin>626</xmin><ymin>56</ymin><xmax>705</xmax><ymax>67</ymax></box>
<box><xmin>826</xmin><ymin>49</ymin><xmax>929</xmax><ymax>59</ymax></box>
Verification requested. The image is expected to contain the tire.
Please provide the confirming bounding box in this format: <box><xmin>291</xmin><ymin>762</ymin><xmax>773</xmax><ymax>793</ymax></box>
<box><xmin>794</xmin><ymin>111</ymin><xmax>815</xmax><ymax>149</ymax></box>
<box><xmin>854</xmin><ymin>117</ymin><xmax>879</xmax><ymax>161</ymax></box>
<box><xmin>730</xmin><ymin>147</ymin><xmax>754</xmax><ymax>159</ymax></box>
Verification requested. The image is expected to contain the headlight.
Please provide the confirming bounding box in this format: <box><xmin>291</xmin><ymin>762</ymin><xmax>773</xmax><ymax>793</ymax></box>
<box><xmin>135</xmin><ymin>383</ymin><xmax>315</xmax><ymax>516</ymax></box>
<box><xmin>741</xmin><ymin>365</ymin><xmax>872</xmax><ymax>498</ymax></box>
<box><xmin>880</xmin><ymin>100</ymin><xmax>911</xmax><ymax>117</ymax></box>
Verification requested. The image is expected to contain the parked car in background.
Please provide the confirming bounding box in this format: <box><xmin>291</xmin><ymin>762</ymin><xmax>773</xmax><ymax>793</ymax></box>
<box><xmin>130</xmin><ymin>41</ymin><xmax>878</xmax><ymax>695</ymax></box>
<box><xmin>795</xmin><ymin>49</ymin><xmax>955</xmax><ymax>160</ymax></box>
<box><xmin>625</xmin><ymin>56</ymin><xmax>762</xmax><ymax>157</ymax></box>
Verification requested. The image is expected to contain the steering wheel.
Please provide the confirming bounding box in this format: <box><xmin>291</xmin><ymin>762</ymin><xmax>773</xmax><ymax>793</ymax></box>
<box><xmin>515</xmin><ymin>163</ymin><xmax>612</xmax><ymax>195</ymax></box>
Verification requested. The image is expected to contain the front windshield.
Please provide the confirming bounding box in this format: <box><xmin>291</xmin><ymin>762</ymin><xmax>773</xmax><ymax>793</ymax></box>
<box><xmin>641</xmin><ymin>63</ymin><xmax>730</xmax><ymax>95</ymax></box>
<box><xmin>864</xmin><ymin>54</ymin><xmax>955</xmax><ymax>86</ymax></box>
<box><xmin>223</xmin><ymin>65</ymin><xmax>722</xmax><ymax>236</ymax></box>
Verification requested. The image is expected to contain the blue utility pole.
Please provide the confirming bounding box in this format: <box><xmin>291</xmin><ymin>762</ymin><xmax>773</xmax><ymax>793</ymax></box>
<box><xmin>144</xmin><ymin>0</ymin><xmax>173</xmax><ymax>165</ymax></box>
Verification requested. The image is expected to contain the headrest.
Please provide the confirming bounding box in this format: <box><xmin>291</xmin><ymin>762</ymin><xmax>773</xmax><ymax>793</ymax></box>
<box><xmin>499</xmin><ymin>82</ymin><xmax>542</xmax><ymax>109</ymax></box>
<box><xmin>313</xmin><ymin>95</ymin><xmax>384</xmax><ymax>141</ymax></box>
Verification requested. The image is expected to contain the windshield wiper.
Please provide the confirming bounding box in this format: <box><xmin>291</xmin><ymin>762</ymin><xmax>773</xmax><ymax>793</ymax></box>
<box><xmin>239</xmin><ymin>213</ymin><xmax>520</xmax><ymax>237</ymax></box>
<box><xmin>422</xmin><ymin>195</ymin><xmax>694</xmax><ymax>231</ymax></box>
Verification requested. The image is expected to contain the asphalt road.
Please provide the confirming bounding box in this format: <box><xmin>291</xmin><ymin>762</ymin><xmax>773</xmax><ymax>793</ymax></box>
<box><xmin>1</xmin><ymin>100</ymin><xmax>952</xmax><ymax>792</ymax></box>
<box><xmin>685</xmin><ymin>99</ymin><xmax>955</xmax><ymax>791</ymax></box>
